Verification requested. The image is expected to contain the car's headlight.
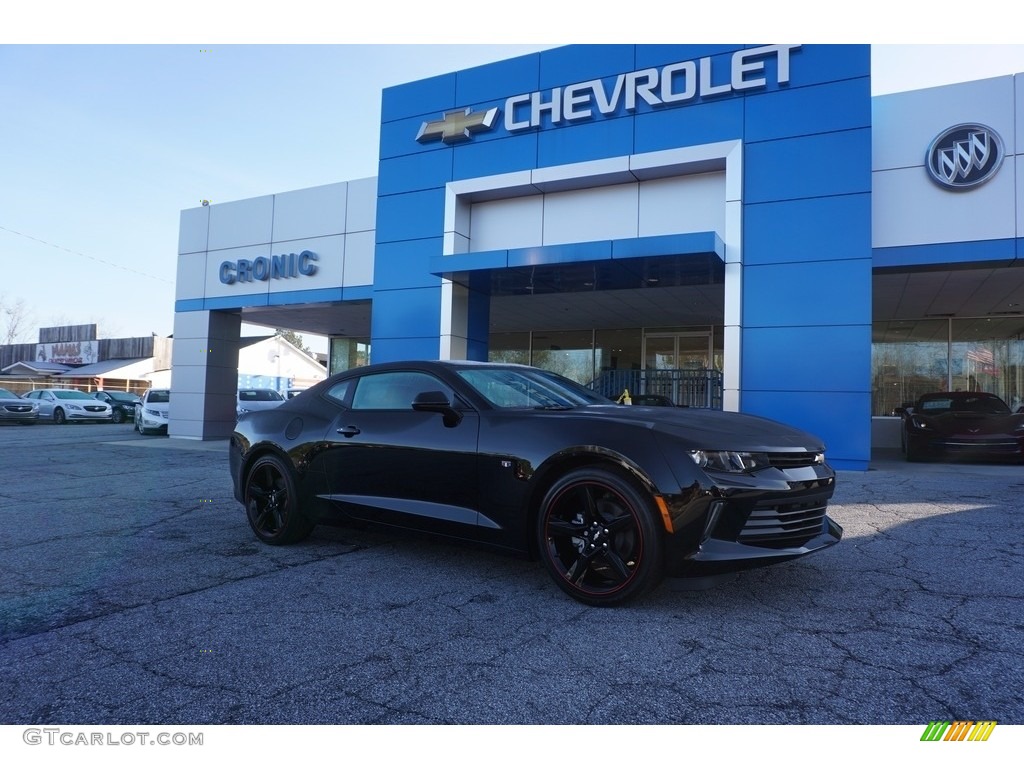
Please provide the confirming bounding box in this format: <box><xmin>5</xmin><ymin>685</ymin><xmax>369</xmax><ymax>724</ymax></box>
<box><xmin>145</xmin><ymin>408</ymin><xmax>161</xmax><ymax>417</ymax></box>
<box><xmin>67</xmin><ymin>404</ymin><xmax>83</xmax><ymax>411</ymax></box>
<box><xmin>910</xmin><ymin>415</ymin><xmax>931</xmax><ymax>429</ymax></box>
<box><xmin>688</xmin><ymin>450</ymin><xmax>769</xmax><ymax>473</ymax></box>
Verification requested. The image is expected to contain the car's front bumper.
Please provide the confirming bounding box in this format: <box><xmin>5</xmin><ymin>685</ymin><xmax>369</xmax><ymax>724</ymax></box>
<box><xmin>138</xmin><ymin>412</ymin><xmax>169</xmax><ymax>431</ymax></box>
<box><xmin>66</xmin><ymin>411</ymin><xmax>112</xmax><ymax>422</ymax></box>
<box><xmin>0</xmin><ymin>412</ymin><xmax>38</xmax><ymax>422</ymax></box>
<box><xmin>907</xmin><ymin>432</ymin><xmax>1024</xmax><ymax>460</ymax></box>
<box><xmin>660</xmin><ymin>462</ymin><xmax>841</xmax><ymax>577</ymax></box>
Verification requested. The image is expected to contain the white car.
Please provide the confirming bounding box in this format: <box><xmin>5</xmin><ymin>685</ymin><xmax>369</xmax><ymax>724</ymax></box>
<box><xmin>135</xmin><ymin>389</ymin><xmax>170</xmax><ymax>435</ymax></box>
<box><xmin>22</xmin><ymin>388</ymin><xmax>112</xmax><ymax>424</ymax></box>
<box><xmin>237</xmin><ymin>388</ymin><xmax>285</xmax><ymax>417</ymax></box>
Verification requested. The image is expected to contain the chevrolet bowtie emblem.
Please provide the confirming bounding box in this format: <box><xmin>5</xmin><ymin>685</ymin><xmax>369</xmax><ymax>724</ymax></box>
<box><xmin>416</xmin><ymin>107</ymin><xmax>499</xmax><ymax>144</ymax></box>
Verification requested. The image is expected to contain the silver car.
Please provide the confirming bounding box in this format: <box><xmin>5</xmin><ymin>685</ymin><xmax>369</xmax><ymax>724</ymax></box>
<box><xmin>0</xmin><ymin>387</ymin><xmax>39</xmax><ymax>424</ymax></box>
<box><xmin>21</xmin><ymin>388</ymin><xmax>112</xmax><ymax>424</ymax></box>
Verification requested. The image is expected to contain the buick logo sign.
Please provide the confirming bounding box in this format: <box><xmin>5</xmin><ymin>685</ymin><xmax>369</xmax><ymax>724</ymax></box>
<box><xmin>926</xmin><ymin>124</ymin><xmax>1004</xmax><ymax>190</ymax></box>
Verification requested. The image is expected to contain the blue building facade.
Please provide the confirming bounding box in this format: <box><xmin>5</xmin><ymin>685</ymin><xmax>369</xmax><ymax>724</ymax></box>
<box><xmin>371</xmin><ymin>44</ymin><xmax>872</xmax><ymax>468</ymax></box>
<box><xmin>176</xmin><ymin>44</ymin><xmax>1024</xmax><ymax>473</ymax></box>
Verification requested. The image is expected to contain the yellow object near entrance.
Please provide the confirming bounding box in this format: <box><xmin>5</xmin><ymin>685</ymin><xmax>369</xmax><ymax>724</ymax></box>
<box><xmin>617</xmin><ymin>388</ymin><xmax>632</xmax><ymax>405</ymax></box>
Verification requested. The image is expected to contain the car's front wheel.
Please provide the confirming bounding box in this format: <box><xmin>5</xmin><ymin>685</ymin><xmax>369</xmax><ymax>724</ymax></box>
<box><xmin>112</xmin><ymin>409</ymin><xmax>125</xmax><ymax>424</ymax></box>
<box><xmin>53</xmin><ymin>408</ymin><xmax>66</xmax><ymax>425</ymax></box>
<box><xmin>244</xmin><ymin>454</ymin><xmax>314</xmax><ymax>545</ymax></box>
<box><xmin>536</xmin><ymin>467</ymin><xmax>664</xmax><ymax>607</ymax></box>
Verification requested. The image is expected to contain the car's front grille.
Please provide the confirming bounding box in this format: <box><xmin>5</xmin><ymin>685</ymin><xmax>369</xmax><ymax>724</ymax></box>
<box><xmin>737</xmin><ymin>498</ymin><xmax>828</xmax><ymax>549</ymax></box>
<box><xmin>765</xmin><ymin>452</ymin><xmax>823</xmax><ymax>469</ymax></box>
<box><xmin>3</xmin><ymin>405</ymin><xmax>31</xmax><ymax>413</ymax></box>
<box><xmin>933</xmin><ymin>438</ymin><xmax>1019</xmax><ymax>452</ymax></box>
<box><xmin>84</xmin><ymin>405</ymin><xmax>106</xmax><ymax>412</ymax></box>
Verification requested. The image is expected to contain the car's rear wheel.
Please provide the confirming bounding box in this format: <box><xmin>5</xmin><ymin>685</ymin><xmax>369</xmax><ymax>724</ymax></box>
<box><xmin>53</xmin><ymin>408</ymin><xmax>66</xmax><ymax>425</ymax></box>
<box><xmin>244</xmin><ymin>454</ymin><xmax>314</xmax><ymax>545</ymax></box>
<box><xmin>536</xmin><ymin>467</ymin><xmax>664</xmax><ymax>607</ymax></box>
<box><xmin>112</xmin><ymin>409</ymin><xmax>125</xmax><ymax>424</ymax></box>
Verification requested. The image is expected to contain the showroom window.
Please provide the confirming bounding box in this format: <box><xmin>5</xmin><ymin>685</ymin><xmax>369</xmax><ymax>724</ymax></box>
<box><xmin>872</xmin><ymin>317</ymin><xmax>1024</xmax><ymax>415</ymax></box>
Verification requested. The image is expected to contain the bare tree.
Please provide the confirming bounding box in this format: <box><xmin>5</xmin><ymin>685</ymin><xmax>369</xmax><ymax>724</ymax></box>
<box><xmin>0</xmin><ymin>294</ymin><xmax>35</xmax><ymax>344</ymax></box>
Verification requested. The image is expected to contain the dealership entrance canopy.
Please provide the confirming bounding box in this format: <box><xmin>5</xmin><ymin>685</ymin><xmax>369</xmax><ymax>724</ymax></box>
<box><xmin>172</xmin><ymin>44</ymin><xmax>1024</xmax><ymax>470</ymax></box>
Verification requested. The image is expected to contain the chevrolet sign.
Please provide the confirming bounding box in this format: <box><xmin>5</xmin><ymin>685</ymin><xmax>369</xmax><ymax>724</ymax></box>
<box><xmin>417</xmin><ymin>44</ymin><xmax>800</xmax><ymax>144</ymax></box>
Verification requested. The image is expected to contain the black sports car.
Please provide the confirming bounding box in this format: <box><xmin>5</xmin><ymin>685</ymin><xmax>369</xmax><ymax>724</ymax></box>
<box><xmin>230</xmin><ymin>361</ymin><xmax>841</xmax><ymax>606</ymax></box>
<box><xmin>900</xmin><ymin>391</ymin><xmax>1024</xmax><ymax>462</ymax></box>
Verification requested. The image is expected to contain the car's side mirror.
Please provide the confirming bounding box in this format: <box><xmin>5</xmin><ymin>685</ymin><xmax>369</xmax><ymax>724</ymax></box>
<box><xmin>412</xmin><ymin>391</ymin><xmax>463</xmax><ymax>427</ymax></box>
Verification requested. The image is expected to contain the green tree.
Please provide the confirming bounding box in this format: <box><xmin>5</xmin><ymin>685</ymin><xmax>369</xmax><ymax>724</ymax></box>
<box><xmin>275</xmin><ymin>328</ymin><xmax>311</xmax><ymax>356</ymax></box>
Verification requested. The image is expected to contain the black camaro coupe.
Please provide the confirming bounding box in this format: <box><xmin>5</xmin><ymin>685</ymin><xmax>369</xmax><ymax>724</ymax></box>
<box><xmin>900</xmin><ymin>391</ymin><xmax>1024</xmax><ymax>462</ymax></box>
<box><xmin>230</xmin><ymin>361</ymin><xmax>841</xmax><ymax>606</ymax></box>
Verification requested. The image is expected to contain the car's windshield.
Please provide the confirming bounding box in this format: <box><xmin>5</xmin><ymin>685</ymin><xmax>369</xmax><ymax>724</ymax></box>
<box><xmin>457</xmin><ymin>368</ymin><xmax>610</xmax><ymax>409</ymax></box>
<box><xmin>239</xmin><ymin>389</ymin><xmax>284</xmax><ymax>402</ymax></box>
<box><xmin>147</xmin><ymin>390</ymin><xmax>170</xmax><ymax>403</ymax></box>
<box><xmin>0</xmin><ymin>388</ymin><xmax>19</xmax><ymax>399</ymax></box>
<box><xmin>54</xmin><ymin>390</ymin><xmax>96</xmax><ymax>400</ymax></box>
<box><xmin>918</xmin><ymin>394</ymin><xmax>1010</xmax><ymax>415</ymax></box>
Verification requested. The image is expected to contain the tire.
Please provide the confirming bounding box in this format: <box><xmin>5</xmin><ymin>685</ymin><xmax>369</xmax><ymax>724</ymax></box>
<box><xmin>244</xmin><ymin>454</ymin><xmax>314</xmax><ymax>545</ymax></box>
<box><xmin>53</xmin><ymin>408</ymin><xmax>66</xmax><ymax>425</ymax></box>
<box><xmin>135</xmin><ymin>412</ymin><xmax>147</xmax><ymax>435</ymax></box>
<box><xmin>536</xmin><ymin>467</ymin><xmax>664</xmax><ymax>607</ymax></box>
<box><xmin>112</xmin><ymin>409</ymin><xmax>125</xmax><ymax>424</ymax></box>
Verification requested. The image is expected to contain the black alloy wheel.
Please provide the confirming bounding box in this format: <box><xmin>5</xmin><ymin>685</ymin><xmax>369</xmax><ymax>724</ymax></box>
<box><xmin>244</xmin><ymin>454</ymin><xmax>315</xmax><ymax>545</ymax></box>
<box><xmin>112</xmin><ymin>409</ymin><xmax>125</xmax><ymax>424</ymax></box>
<box><xmin>537</xmin><ymin>467</ymin><xmax>664</xmax><ymax>607</ymax></box>
<box><xmin>53</xmin><ymin>408</ymin><xmax>66</xmax><ymax>425</ymax></box>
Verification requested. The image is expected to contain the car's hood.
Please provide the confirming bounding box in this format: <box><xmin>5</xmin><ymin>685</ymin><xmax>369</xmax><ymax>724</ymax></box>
<box><xmin>564</xmin><ymin>405</ymin><xmax>826</xmax><ymax>452</ymax></box>
<box><xmin>928</xmin><ymin>411</ymin><xmax>1023</xmax><ymax>434</ymax></box>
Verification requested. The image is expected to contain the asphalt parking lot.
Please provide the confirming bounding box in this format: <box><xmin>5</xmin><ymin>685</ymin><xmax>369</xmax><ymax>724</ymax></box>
<box><xmin>1</xmin><ymin>423</ymin><xmax>1022</xmax><ymax>725</ymax></box>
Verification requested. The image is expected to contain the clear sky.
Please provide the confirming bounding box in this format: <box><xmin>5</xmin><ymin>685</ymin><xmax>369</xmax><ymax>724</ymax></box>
<box><xmin>4</xmin><ymin>5</ymin><xmax>1024</xmax><ymax>352</ymax></box>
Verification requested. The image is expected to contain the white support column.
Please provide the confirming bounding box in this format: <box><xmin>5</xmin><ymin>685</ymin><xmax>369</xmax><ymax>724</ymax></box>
<box><xmin>438</xmin><ymin>277</ymin><xmax>469</xmax><ymax>360</ymax></box>
<box><xmin>722</xmin><ymin>141</ymin><xmax>743</xmax><ymax>412</ymax></box>
<box><xmin>169</xmin><ymin>309</ymin><xmax>241</xmax><ymax>439</ymax></box>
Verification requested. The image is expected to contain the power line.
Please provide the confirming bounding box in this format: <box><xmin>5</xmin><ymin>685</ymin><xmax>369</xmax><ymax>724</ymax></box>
<box><xmin>0</xmin><ymin>225</ymin><xmax>174</xmax><ymax>285</ymax></box>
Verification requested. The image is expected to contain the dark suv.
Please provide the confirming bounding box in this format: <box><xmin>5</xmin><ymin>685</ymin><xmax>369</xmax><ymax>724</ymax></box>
<box><xmin>93</xmin><ymin>391</ymin><xmax>141</xmax><ymax>424</ymax></box>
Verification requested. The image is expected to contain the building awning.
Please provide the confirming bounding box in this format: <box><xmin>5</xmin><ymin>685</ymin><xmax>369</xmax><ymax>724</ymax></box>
<box><xmin>2</xmin><ymin>361</ymin><xmax>72</xmax><ymax>375</ymax></box>
<box><xmin>56</xmin><ymin>358</ymin><xmax>153</xmax><ymax>379</ymax></box>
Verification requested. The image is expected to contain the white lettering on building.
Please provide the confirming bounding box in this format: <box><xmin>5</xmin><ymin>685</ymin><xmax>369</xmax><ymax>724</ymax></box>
<box><xmin>504</xmin><ymin>44</ymin><xmax>800</xmax><ymax>132</ymax></box>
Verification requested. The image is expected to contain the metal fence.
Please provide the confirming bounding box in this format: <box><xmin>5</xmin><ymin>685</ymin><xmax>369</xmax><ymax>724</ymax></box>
<box><xmin>588</xmin><ymin>368</ymin><xmax>723</xmax><ymax>409</ymax></box>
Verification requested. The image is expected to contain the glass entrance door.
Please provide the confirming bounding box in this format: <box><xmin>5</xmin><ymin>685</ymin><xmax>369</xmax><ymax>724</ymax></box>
<box><xmin>642</xmin><ymin>332</ymin><xmax>713</xmax><ymax>405</ymax></box>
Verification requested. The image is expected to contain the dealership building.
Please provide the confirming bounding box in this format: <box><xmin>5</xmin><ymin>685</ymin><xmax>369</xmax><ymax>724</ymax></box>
<box><xmin>172</xmin><ymin>44</ymin><xmax>1024</xmax><ymax>470</ymax></box>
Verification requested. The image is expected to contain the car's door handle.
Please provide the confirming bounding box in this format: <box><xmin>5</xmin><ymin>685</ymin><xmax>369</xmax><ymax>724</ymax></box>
<box><xmin>337</xmin><ymin>425</ymin><xmax>361</xmax><ymax>437</ymax></box>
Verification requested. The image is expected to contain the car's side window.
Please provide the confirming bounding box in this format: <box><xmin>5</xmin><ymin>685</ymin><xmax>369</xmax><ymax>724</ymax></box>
<box><xmin>324</xmin><ymin>380</ymin><xmax>353</xmax><ymax>406</ymax></box>
<box><xmin>351</xmin><ymin>371</ymin><xmax>453</xmax><ymax>411</ymax></box>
